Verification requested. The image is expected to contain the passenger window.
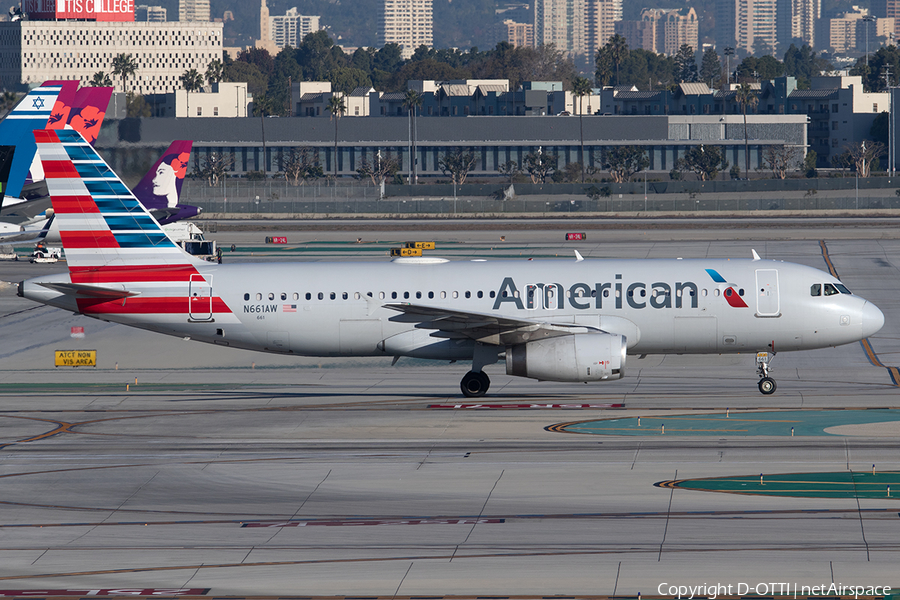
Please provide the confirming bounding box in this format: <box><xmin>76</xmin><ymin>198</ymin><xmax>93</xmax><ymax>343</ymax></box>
<box><xmin>738</xmin><ymin>288</ymin><xmax>744</xmax><ymax>296</ymax></box>
<box><xmin>256</xmin><ymin>293</ymin><xmax>262</xmax><ymax>300</ymax></box>
<box><xmin>835</xmin><ymin>283</ymin><xmax>852</xmax><ymax>294</ymax></box>
<box><xmin>392</xmin><ymin>292</ymin><xmax>397</xmax><ymax>299</ymax></box>
<box><xmin>244</xmin><ymin>293</ymin><xmax>250</xmax><ymax>301</ymax></box>
<box><xmin>354</xmin><ymin>292</ymin><xmax>360</xmax><ymax>299</ymax></box>
<box><xmin>824</xmin><ymin>283</ymin><xmax>839</xmax><ymax>296</ymax></box>
<box><xmin>428</xmin><ymin>291</ymin><xmax>434</xmax><ymax>299</ymax></box>
<box><xmin>281</xmin><ymin>293</ymin><xmax>287</xmax><ymax>300</ymax></box>
<box><xmin>342</xmin><ymin>292</ymin><xmax>348</xmax><ymax>300</ymax></box>
<box><xmin>318</xmin><ymin>292</ymin><xmax>323</xmax><ymax>300</ymax></box>
<box><xmin>330</xmin><ymin>292</ymin><xmax>336</xmax><ymax>300</ymax></box>
<box><xmin>478</xmin><ymin>291</ymin><xmax>484</xmax><ymax>298</ymax></box>
<box><xmin>452</xmin><ymin>291</ymin><xmax>458</xmax><ymax>298</ymax></box>
<box><xmin>379</xmin><ymin>292</ymin><xmax>385</xmax><ymax>299</ymax></box>
<box><xmin>306</xmin><ymin>293</ymin><xmax>311</xmax><ymax>300</ymax></box>
<box><xmin>489</xmin><ymin>291</ymin><xmax>495</xmax><ymax>298</ymax></box>
<box><xmin>441</xmin><ymin>291</ymin><xmax>446</xmax><ymax>299</ymax></box>
<box><xmin>416</xmin><ymin>291</ymin><xmax>422</xmax><ymax>299</ymax></box>
<box><xmin>268</xmin><ymin>293</ymin><xmax>275</xmax><ymax>300</ymax></box>
<box><xmin>404</xmin><ymin>292</ymin><xmax>410</xmax><ymax>299</ymax></box>
<box><xmin>701</xmin><ymin>289</ymin><xmax>707</xmax><ymax>296</ymax></box>
<box><xmin>465</xmin><ymin>291</ymin><xmax>471</xmax><ymax>298</ymax></box>
<box><xmin>603</xmin><ymin>290</ymin><xmax>609</xmax><ymax>298</ymax></box>
<box><xmin>292</xmin><ymin>293</ymin><xmax>299</xmax><ymax>300</ymax></box>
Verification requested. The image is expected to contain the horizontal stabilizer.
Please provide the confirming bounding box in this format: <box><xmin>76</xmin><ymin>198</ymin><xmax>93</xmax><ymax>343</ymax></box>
<box><xmin>38</xmin><ymin>281</ymin><xmax>140</xmax><ymax>299</ymax></box>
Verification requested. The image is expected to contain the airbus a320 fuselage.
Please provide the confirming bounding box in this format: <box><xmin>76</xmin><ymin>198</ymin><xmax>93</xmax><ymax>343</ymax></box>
<box><xmin>19</xmin><ymin>129</ymin><xmax>885</xmax><ymax>396</ymax></box>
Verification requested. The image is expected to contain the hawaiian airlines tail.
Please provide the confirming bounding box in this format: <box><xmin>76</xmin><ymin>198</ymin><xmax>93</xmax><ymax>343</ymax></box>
<box><xmin>131</xmin><ymin>140</ymin><xmax>200</xmax><ymax>224</ymax></box>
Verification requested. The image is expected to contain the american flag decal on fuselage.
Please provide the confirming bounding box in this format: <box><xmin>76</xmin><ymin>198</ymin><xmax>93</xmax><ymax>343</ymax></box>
<box><xmin>36</xmin><ymin>129</ymin><xmax>234</xmax><ymax>322</ymax></box>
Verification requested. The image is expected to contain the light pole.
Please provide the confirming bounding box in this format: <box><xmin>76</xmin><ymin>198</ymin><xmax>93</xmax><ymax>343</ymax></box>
<box><xmin>864</xmin><ymin>16</ymin><xmax>876</xmax><ymax>70</ymax></box>
<box><xmin>724</xmin><ymin>47</ymin><xmax>734</xmax><ymax>87</ymax></box>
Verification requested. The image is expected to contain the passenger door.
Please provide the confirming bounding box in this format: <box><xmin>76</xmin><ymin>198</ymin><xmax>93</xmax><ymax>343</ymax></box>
<box><xmin>755</xmin><ymin>269</ymin><xmax>780</xmax><ymax>317</ymax></box>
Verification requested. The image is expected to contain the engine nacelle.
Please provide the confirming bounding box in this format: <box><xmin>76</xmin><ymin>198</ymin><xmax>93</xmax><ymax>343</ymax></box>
<box><xmin>505</xmin><ymin>333</ymin><xmax>626</xmax><ymax>382</ymax></box>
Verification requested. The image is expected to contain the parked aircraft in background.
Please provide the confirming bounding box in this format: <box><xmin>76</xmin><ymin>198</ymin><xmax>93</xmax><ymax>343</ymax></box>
<box><xmin>20</xmin><ymin>129</ymin><xmax>886</xmax><ymax>396</ymax></box>
<box><xmin>131</xmin><ymin>140</ymin><xmax>200</xmax><ymax>224</ymax></box>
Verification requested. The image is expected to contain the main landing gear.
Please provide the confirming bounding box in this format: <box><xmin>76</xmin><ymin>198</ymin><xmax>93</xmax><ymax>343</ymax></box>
<box><xmin>461</xmin><ymin>371</ymin><xmax>491</xmax><ymax>397</ymax></box>
<box><xmin>460</xmin><ymin>342</ymin><xmax>501</xmax><ymax>398</ymax></box>
<box><xmin>756</xmin><ymin>351</ymin><xmax>776</xmax><ymax>395</ymax></box>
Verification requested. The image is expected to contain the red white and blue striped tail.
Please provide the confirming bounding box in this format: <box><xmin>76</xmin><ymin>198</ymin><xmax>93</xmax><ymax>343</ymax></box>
<box><xmin>36</xmin><ymin>128</ymin><xmax>205</xmax><ymax>275</ymax></box>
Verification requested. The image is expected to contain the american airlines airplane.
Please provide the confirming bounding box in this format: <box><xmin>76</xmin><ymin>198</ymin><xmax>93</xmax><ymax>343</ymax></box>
<box><xmin>19</xmin><ymin>129</ymin><xmax>886</xmax><ymax>396</ymax></box>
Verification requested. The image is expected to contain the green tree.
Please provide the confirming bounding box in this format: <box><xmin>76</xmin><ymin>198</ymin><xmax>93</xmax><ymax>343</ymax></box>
<box><xmin>596</xmin><ymin>34</ymin><xmax>629</xmax><ymax>87</ymax></box>
<box><xmin>0</xmin><ymin>91</ymin><xmax>18</xmax><ymax>116</ymax></box>
<box><xmin>355</xmin><ymin>151</ymin><xmax>400</xmax><ymax>187</ymax></box>
<box><xmin>497</xmin><ymin>160</ymin><xmax>521</xmax><ymax>184</ymax></box>
<box><xmin>327</xmin><ymin>94</ymin><xmax>346</xmax><ymax>177</ymax></box>
<box><xmin>782</xmin><ymin>44</ymin><xmax>831</xmax><ymax>89</ymax></box>
<box><xmin>112</xmin><ymin>53</ymin><xmax>138</xmax><ymax>96</ymax></box>
<box><xmin>678</xmin><ymin>145</ymin><xmax>728</xmax><ymax>181</ymax></box>
<box><xmin>674</xmin><ymin>45</ymin><xmax>698</xmax><ymax>83</ymax></box>
<box><xmin>736</xmin><ymin>83</ymin><xmax>759</xmax><ymax>175</ymax></box>
<box><xmin>89</xmin><ymin>71</ymin><xmax>113</xmax><ymax>87</ymax></box>
<box><xmin>762</xmin><ymin>145</ymin><xmax>801</xmax><ymax>179</ymax></box>
<box><xmin>180</xmin><ymin>69</ymin><xmax>204</xmax><ymax>92</ymax></box>
<box><xmin>205</xmin><ymin>59</ymin><xmax>224</xmax><ymax>85</ymax></box>
<box><xmin>224</xmin><ymin>61</ymin><xmax>268</xmax><ymax>97</ymax></box>
<box><xmin>572</xmin><ymin>76</ymin><xmax>592</xmax><ymax>182</ymax></box>
<box><xmin>523</xmin><ymin>150</ymin><xmax>557</xmax><ymax>183</ymax></box>
<box><xmin>599</xmin><ymin>146</ymin><xmax>649</xmax><ymax>183</ymax></box>
<box><xmin>126</xmin><ymin>93</ymin><xmax>151</xmax><ymax>118</ymax></box>
<box><xmin>438</xmin><ymin>148</ymin><xmax>477</xmax><ymax>184</ymax></box>
<box><xmin>803</xmin><ymin>149</ymin><xmax>818</xmax><ymax>177</ymax></box>
<box><xmin>699</xmin><ymin>48</ymin><xmax>721</xmax><ymax>87</ymax></box>
<box><xmin>329</xmin><ymin>66</ymin><xmax>373</xmax><ymax>94</ymax></box>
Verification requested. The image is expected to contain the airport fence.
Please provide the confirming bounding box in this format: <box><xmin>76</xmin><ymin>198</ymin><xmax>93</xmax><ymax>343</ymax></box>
<box><xmin>181</xmin><ymin>178</ymin><xmax>900</xmax><ymax>215</ymax></box>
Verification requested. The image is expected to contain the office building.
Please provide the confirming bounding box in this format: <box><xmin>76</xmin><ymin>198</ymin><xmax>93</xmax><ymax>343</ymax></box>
<box><xmin>499</xmin><ymin>19</ymin><xmax>534</xmax><ymax>48</ymax></box>
<box><xmin>717</xmin><ymin>0</ymin><xmax>778</xmax><ymax>55</ymax></box>
<box><xmin>270</xmin><ymin>8</ymin><xmax>322</xmax><ymax>50</ymax></box>
<box><xmin>535</xmin><ymin>0</ymin><xmax>585</xmax><ymax>56</ymax></box>
<box><xmin>616</xmin><ymin>7</ymin><xmax>698</xmax><ymax>55</ymax></box>
<box><xmin>380</xmin><ymin>0</ymin><xmax>433</xmax><ymax>60</ymax></box>
<box><xmin>136</xmin><ymin>5</ymin><xmax>168</xmax><ymax>22</ymax></box>
<box><xmin>179</xmin><ymin>0</ymin><xmax>210</xmax><ymax>22</ymax></box>
<box><xmin>0</xmin><ymin>21</ymin><xmax>223</xmax><ymax>94</ymax></box>
<box><xmin>585</xmin><ymin>0</ymin><xmax>621</xmax><ymax>60</ymax></box>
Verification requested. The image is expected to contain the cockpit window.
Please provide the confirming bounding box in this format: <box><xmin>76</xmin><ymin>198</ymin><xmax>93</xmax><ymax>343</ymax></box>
<box><xmin>823</xmin><ymin>283</ymin><xmax>839</xmax><ymax>296</ymax></box>
<box><xmin>810</xmin><ymin>284</ymin><xmax>821</xmax><ymax>297</ymax></box>
<box><xmin>835</xmin><ymin>283</ymin><xmax>852</xmax><ymax>294</ymax></box>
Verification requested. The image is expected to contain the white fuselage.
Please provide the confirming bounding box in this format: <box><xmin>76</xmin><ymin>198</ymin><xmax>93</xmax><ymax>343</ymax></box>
<box><xmin>22</xmin><ymin>257</ymin><xmax>884</xmax><ymax>360</ymax></box>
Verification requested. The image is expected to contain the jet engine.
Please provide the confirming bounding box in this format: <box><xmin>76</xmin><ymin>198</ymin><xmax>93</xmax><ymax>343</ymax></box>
<box><xmin>505</xmin><ymin>333</ymin><xmax>626</xmax><ymax>382</ymax></box>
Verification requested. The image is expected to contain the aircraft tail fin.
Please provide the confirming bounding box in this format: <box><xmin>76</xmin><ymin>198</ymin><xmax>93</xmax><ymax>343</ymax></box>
<box><xmin>35</xmin><ymin>128</ymin><xmax>206</xmax><ymax>276</ymax></box>
<box><xmin>1</xmin><ymin>85</ymin><xmax>63</xmax><ymax>198</ymax></box>
<box><xmin>131</xmin><ymin>140</ymin><xmax>196</xmax><ymax>224</ymax></box>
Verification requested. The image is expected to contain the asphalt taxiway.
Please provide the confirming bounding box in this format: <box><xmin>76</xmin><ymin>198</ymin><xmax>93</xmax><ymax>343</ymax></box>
<box><xmin>0</xmin><ymin>222</ymin><xmax>899</xmax><ymax>595</ymax></box>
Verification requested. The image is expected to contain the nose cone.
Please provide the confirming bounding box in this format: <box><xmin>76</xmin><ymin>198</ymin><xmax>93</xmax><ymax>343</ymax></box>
<box><xmin>861</xmin><ymin>301</ymin><xmax>885</xmax><ymax>339</ymax></box>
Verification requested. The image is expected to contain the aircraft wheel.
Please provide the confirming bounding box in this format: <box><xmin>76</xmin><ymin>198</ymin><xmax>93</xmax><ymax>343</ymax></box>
<box><xmin>758</xmin><ymin>377</ymin><xmax>777</xmax><ymax>395</ymax></box>
<box><xmin>461</xmin><ymin>371</ymin><xmax>490</xmax><ymax>397</ymax></box>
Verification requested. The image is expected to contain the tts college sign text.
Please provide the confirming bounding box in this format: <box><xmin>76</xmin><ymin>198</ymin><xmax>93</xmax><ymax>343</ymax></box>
<box><xmin>22</xmin><ymin>0</ymin><xmax>135</xmax><ymax>21</ymax></box>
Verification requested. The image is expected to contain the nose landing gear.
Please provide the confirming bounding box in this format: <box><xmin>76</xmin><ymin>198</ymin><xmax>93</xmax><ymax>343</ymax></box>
<box><xmin>756</xmin><ymin>351</ymin><xmax>776</xmax><ymax>395</ymax></box>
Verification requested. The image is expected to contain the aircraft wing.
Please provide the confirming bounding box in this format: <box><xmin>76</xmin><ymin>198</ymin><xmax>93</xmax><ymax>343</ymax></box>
<box><xmin>383</xmin><ymin>302</ymin><xmax>597</xmax><ymax>346</ymax></box>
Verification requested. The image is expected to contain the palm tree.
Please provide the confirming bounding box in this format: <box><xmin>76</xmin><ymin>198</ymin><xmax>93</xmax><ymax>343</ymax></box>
<box><xmin>327</xmin><ymin>94</ymin><xmax>346</xmax><ymax>178</ymax></box>
<box><xmin>112</xmin><ymin>53</ymin><xmax>138</xmax><ymax>96</ymax></box>
<box><xmin>403</xmin><ymin>89</ymin><xmax>423</xmax><ymax>184</ymax></box>
<box><xmin>572</xmin><ymin>76</ymin><xmax>592</xmax><ymax>182</ymax></box>
<box><xmin>735</xmin><ymin>82</ymin><xmax>759</xmax><ymax>176</ymax></box>
<box><xmin>180</xmin><ymin>69</ymin><xmax>204</xmax><ymax>117</ymax></box>
<box><xmin>205</xmin><ymin>59</ymin><xmax>224</xmax><ymax>85</ymax></box>
<box><xmin>89</xmin><ymin>71</ymin><xmax>113</xmax><ymax>87</ymax></box>
<box><xmin>607</xmin><ymin>34</ymin><xmax>629</xmax><ymax>87</ymax></box>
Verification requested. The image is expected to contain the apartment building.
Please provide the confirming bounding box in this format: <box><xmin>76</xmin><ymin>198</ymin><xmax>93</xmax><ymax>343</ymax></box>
<box><xmin>380</xmin><ymin>0</ymin><xmax>433</xmax><ymax>60</ymax></box>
